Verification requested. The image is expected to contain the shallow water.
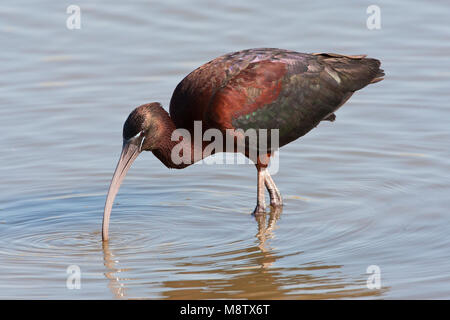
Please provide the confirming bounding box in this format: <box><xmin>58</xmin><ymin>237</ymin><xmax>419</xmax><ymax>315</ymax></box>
<box><xmin>1</xmin><ymin>0</ymin><xmax>450</xmax><ymax>299</ymax></box>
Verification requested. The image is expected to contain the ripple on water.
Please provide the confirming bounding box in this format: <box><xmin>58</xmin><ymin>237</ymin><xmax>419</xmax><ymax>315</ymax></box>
<box><xmin>0</xmin><ymin>183</ymin><xmax>430</xmax><ymax>299</ymax></box>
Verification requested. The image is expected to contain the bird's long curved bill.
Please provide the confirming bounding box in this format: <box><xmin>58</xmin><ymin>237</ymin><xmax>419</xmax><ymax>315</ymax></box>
<box><xmin>102</xmin><ymin>140</ymin><xmax>141</xmax><ymax>241</ymax></box>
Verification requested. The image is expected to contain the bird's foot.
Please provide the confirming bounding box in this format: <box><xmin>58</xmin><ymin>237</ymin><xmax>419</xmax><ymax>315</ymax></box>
<box><xmin>252</xmin><ymin>205</ymin><xmax>266</xmax><ymax>216</ymax></box>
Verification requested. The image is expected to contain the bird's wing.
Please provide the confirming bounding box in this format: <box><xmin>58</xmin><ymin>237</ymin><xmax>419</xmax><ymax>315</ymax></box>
<box><xmin>207</xmin><ymin>52</ymin><xmax>383</xmax><ymax>147</ymax></box>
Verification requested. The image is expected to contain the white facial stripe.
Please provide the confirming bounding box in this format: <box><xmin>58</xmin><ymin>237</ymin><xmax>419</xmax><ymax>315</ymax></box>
<box><xmin>125</xmin><ymin>131</ymin><xmax>145</xmax><ymax>150</ymax></box>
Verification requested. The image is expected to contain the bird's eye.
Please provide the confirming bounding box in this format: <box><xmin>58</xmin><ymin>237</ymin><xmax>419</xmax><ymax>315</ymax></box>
<box><xmin>130</xmin><ymin>131</ymin><xmax>143</xmax><ymax>140</ymax></box>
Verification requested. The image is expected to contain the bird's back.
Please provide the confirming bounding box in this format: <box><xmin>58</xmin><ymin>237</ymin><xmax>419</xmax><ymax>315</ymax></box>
<box><xmin>169</xmin><ymin>48</ymin><xmax>384</xmax><ymax>148</ymax></box>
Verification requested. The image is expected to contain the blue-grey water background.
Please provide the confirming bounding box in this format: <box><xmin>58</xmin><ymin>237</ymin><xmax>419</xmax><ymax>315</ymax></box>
<box><xmin>1</xmin><ymin>0</ymin><xmax>449</xmax><ymax>299</ymax></box>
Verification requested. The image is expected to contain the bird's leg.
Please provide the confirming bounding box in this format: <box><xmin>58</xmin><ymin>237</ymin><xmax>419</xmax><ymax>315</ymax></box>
<box><xmin>264</xmin><ymin>169</ymin><xmax>283</xmax><ymax>207</ymax></box>
<box><xmin>253</xmin><ymin>165</ymin><xmax>266</xmax><ymax>215</ymax></box>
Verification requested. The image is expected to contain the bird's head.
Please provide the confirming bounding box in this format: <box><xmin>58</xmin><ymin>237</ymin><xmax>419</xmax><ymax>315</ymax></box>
<box><xmin>102</xmin><ymin>102</ymin><xmax>166</xmax><ymax>241</ymax></box>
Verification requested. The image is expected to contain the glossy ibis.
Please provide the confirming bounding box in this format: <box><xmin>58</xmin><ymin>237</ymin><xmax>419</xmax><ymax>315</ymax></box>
<box><xmin>102</xmin><ymin>48</ymin><xmax>384</xmax><ymax>241</ymax></box>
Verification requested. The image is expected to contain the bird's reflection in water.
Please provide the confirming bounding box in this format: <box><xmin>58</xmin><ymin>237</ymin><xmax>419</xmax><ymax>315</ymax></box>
<box><xmin>102</xmin><ymin>206</ymin><xmax>385</xmax><ymax>299</ymax></box>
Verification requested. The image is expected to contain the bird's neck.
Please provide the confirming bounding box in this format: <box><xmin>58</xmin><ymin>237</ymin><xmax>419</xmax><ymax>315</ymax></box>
<box><xmin>151</xmin><ymin>108</ymin><xmax>201</xmax><ymax>169</ymax></box>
